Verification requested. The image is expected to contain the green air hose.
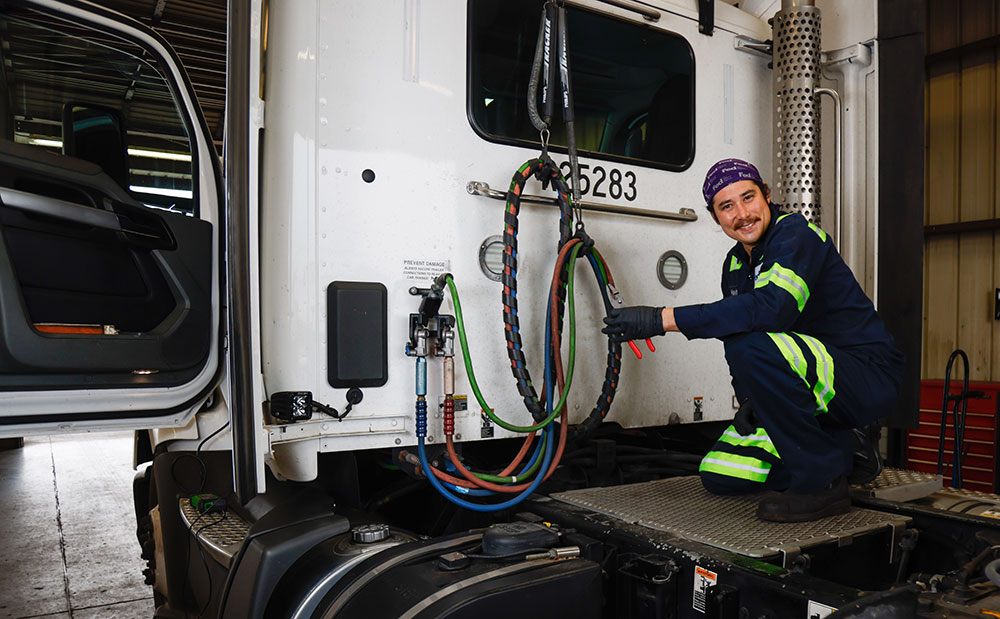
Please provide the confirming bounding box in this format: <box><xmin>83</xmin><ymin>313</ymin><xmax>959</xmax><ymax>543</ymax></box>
<box><xmin>445</xmin><ymin>241</ymin><xmax>582</xmax><ymax>434</ymax></box>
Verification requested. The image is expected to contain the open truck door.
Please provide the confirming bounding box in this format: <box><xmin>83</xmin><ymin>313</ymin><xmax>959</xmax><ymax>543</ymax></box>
<box><xmin>0</xmin><ymin>0</ymin><xmax>222</xmax><ymax>435</ymax></box>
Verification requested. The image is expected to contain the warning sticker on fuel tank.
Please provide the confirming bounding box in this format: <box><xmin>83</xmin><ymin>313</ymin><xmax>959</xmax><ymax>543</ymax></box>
<box><xmin>692</xmin><ymin>565</ymin><xmax>717</xmax><ymax>613</ymax></box>
<box><xmin>807</xmin><ymin>600</ymin><xmax>836</xmax><ymax>618</ymax></box>
<box><xmin>403</xmin><ymin>258</ymin><xmax>451</xmax><ymax>283</ymax></box>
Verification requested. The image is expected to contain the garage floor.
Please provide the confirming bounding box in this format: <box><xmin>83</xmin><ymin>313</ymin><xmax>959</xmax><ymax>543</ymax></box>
<box><xmin>0</xmin><ymin>432</ymin><xmax>154</xmax><ymax>619</ymax></box>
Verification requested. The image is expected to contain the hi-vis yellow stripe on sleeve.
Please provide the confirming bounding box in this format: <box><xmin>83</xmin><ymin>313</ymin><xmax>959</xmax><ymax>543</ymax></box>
<box><xmin>766</xmin><ymin>332</ymin><xmax>836</xmax><ymax>413</ymax></box>
<box><xmin>699</xmin><ymin>451</ymin><xmax>771</xmax><ymax>482</ymax></box>
<box><xmin>808</xmin><ymin>222</ymin><xmax>828</xmax><ymax>243</ymax></box>
<box><xmin>755</xmin><ymin>262</ymin><xmax>809</xmax><ymax>311</ymax></box>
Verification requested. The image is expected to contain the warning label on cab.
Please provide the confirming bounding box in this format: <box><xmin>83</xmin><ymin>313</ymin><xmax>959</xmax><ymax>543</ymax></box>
<box><xmin>693</xmin><ymin>565</ymin><xmax>717</xmax><ymax>613</ymax></box>
<box><xmin>402</xmin><ymin>258</ymin><xmax>450</xmax><ymax>283</ymax></box>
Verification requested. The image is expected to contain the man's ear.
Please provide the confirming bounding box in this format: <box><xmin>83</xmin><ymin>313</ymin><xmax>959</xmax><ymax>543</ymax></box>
<box><xmin>761</xmin><ymin>182</ymin><xmax>770</xmax><ymax>203</ymax></box>
<box><xmin>709</xmin><ymin>208</ymin><xmax>719</xmax><ymax>225</ymax></box>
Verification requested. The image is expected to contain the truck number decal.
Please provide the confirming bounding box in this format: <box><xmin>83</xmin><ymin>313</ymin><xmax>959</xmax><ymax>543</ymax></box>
<box><xmin>560</xmin><ymin>162</ymin><xmax>637</xmax><ymax>202</ymax></box>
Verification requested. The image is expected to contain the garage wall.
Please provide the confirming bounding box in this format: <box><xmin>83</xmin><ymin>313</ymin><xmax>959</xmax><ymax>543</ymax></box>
<box><xmin>923</xmin><ymin>0</ymin><xmax>1000</xmax><ymax>380</ymax></box>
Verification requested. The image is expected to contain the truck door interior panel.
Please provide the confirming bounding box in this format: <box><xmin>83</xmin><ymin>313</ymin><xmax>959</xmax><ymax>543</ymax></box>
<box><xmin>0</xmin><ymin>139</ymin><xmax>211</xmax><ymax>388</ymax></box>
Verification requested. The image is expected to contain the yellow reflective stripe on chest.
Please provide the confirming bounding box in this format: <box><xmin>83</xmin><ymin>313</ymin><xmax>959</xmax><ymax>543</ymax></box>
<box><xmin>729</xmin><ymin>255</ymin><xmax>742</xmax><ymax>272</ymax></box>
<box><xmin>754</xmin><ymin>262</ymin><xmax>809</xmax><ymax>311</ymax></box>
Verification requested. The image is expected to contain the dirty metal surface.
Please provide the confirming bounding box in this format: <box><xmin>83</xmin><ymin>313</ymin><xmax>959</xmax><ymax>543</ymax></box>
<box><xmin>179</xmin><ymin>497</ymin><xmax>250</xmax><ymax>566</ymax></box>
<box><xmin>938</xmin><ymin>486</ymin><xmax>1000</xmax><ymax>504</ymax></box>
<box><xmin>853</xmin><ymin>468</ymin><xmax>942</xmax><ymax>502</ymax></box>
<box><xmin>551</xmin><ymin>476</ymin><xmax>910</xmax><ymax>564</ymax></box>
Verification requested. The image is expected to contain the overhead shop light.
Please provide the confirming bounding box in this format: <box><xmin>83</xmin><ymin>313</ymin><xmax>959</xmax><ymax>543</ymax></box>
<box><xmin>127</xmin><ymin>148</ymin><xmax>192</xmax><ymax>162</ymax></box>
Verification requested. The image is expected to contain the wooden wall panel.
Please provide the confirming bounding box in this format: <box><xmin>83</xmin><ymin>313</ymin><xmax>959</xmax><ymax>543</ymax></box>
<box><xmin>959</xmin><ymin>0</ymin><xmax>995</xmax><ymax>44</ymax></box>
<box><xmin>925</xmin><ymin>72</ymin><xmax>960</xmax><ymax>226</ymax></box>
<box><xmin>925</xmin><ymin>238</ymin><xmax>959</xmax><ymax>378</ymax></box>
<box><xmin>958</xmin><ymin>61</ymin><xmax>995</xmax><ymax>223</ymax></box>
<box><xmin>924</xmin><ymin>64</ymin><xmax>961</xmax><ymax>377</ymax></box>
<box><xmin>923</xmin><ymin>0</ymin><xmax>1000</xmax><ymax>381</ymax></box>
<box><xmin>955</xmin><ymin>3</ymin><xmax>996</xmax><ymax>377</ymax></box>
<box><xmin>957</xmin><ymin>233</ymin><xmax>994</xmax><ymax>377</ymax></box>
<box><xmin>994</xmin><ymin>53</ymin><xmax>1000</xmax><ymax>380</ymax></box>
<box><xmin>926</xmin><ymin>0</ymin><xmax>959</xmax><ymax>55</ymax></box>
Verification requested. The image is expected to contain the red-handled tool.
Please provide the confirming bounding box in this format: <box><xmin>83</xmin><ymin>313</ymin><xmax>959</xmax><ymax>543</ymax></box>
<box><xmin>627</xmin><ymin>339</ymin><xmax>656</xmax><ymax>359</ymax></box>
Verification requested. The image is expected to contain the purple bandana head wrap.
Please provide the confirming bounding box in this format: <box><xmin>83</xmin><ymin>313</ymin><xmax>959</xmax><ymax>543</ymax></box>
<box><xmin>702</xmin><ymin>158</ymin><xmax>763</xmax><ymax>207</ymax></box>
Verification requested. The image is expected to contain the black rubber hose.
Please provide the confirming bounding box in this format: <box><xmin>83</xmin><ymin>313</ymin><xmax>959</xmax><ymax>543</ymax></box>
<box><xmin>574</xmin><ymin>247</ymin><xmax>621</xmax><ymax>436</ymax></box>
<box><xmin>526</xmin><ymin>5</ymin><xmax>548</xmax><ymax>133</ymax></box>
<box><xmin>557</xmin><ymin>6</ymin><xmax>581</xmax><ymax>205</ymax></box>
<box><xmin>542</xmin><ymin>1</ymin><xmax>558</xmax><ymax>126</ymax></box>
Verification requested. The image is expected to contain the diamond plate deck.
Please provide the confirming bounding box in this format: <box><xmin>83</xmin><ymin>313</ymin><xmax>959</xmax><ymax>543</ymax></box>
<box><xmin>550</xmin><ymin>476</ymin><xmax>909</xmax><ymax>565</ymax></box>
<box><xmin>179</xmin><ymin>498</ymin><xmax>250</xmax><ymax>566</ymax></box>
<box><xmin>853</xmin><ymin>468</ymin><xmax>942</xmax><ymax>502</ymax></box>
<box><xmin>939</xmin><ymin>486</ymin><xmax>1000</xmax><ymax>503</ymax></box>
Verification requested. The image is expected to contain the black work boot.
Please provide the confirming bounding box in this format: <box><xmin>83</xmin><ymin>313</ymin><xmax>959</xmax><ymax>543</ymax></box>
<box><xmin>756</xmin><ymin>475</ymin><xmax>850</xmax><ymax>522</ymax></box>
<box><xmin>847</xmin><ymin>422</ymin><xmax>883</xmax><ymax>485</ymax></box>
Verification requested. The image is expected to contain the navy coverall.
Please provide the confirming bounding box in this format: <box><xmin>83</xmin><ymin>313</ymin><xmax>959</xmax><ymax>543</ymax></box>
<box><xmin>674</xmin><ymin>204</ymin><xmax>905</xmax><ymax>494</ymax></box>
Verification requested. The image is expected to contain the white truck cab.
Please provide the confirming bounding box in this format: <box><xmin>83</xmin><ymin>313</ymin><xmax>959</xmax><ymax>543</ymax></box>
<box><xmin>0</xmin><ymin>1</ymin><xmax>946</xmax><ymax>618</ymax></box>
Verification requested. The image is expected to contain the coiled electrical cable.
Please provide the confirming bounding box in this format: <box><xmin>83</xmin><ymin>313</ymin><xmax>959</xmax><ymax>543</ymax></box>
<box><xmin>502</xmin><ymin>157</ymin><xmax>572</xmax><ymax>421</ymax></box>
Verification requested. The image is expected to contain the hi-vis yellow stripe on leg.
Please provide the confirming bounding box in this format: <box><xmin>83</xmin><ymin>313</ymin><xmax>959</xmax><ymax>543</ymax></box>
<box><xmin>794</xmin><ymin>332</ymin><xmax>836</xmax><ymax>412</ymax></box>
<box><xmin>766</xmin><ymin>332</ymin><xmax>835</xmax><ymax>413</ymax></box>
<box><xmin>699</xmin><ymin>451</ymin><xmax>770</xmax><ymax>482</ymax></box>
<box><xmin>718</xmin><ymin>425</ymin><xmax>780</xmax><ymax>457</ymax></box>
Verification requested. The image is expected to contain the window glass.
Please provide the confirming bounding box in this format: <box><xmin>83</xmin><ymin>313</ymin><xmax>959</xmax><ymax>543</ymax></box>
<box><xmin>1</xmin><ymin>6</ymin><xmax>195</xmax><ymax>213</ymax></box>
<box><xmin>469</xmin><ymin>0</ymin><xmax>694</xmax><ymax>170</ymax></box>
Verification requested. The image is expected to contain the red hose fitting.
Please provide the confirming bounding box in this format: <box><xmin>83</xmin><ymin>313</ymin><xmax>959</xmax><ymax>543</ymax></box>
<box><xmin>443</xmin><ymin>396</ymin><xmax>455</xmax><ymax>436</ymax></box>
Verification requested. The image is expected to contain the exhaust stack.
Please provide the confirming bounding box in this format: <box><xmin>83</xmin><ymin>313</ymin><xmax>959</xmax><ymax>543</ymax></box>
<box><xmin>772</xmin><ymin>0</ymin><xmax>822</xmax><ymax>224</ymax></box>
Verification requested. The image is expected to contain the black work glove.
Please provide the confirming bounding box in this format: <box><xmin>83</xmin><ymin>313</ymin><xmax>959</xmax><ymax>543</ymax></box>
<box><xmin>732</xmin><ymin>399</ymin><xmax>758</xmax><ymax>436</ymax></box>
<box><xmin>601</xmin><ymin>306</ymin><xmax>665</xmax><ymax>343</ymax></box>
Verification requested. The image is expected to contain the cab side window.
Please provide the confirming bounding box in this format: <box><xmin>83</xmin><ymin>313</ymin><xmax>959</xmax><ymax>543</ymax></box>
<box><xmin>468</xmin><ymin>0</ymin><xmax>695</xmax><ymax>171</ymax></box>
<box><xmin>0</xmin><ymin>5</ymin><xmax>196</xmax><ymax>213</ymax></box>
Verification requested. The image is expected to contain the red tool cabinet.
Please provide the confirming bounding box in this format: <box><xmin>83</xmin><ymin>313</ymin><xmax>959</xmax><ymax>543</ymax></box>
<box><xmin>906</xmin><ymin>380</ymin><xmax>1000</xmax><ymax>493</ymax></box>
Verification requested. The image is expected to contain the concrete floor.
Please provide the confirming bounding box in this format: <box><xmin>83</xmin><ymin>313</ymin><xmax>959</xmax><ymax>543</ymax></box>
<box><xmin>0</xmin><ymin>432</ymin><xmax>154</xmax><ymax>619</ymax></box>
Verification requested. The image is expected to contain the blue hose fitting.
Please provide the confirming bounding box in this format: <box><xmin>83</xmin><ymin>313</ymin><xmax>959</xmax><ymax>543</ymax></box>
<box><xmin>415</xmin><ymin>357</ymin><xmax>427</xmax><ymax>396</ymax></box>
<box><xmin>415</xmin><ymin>398</ymin><xmax>428</xmax><ymax>438</ymax></box>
